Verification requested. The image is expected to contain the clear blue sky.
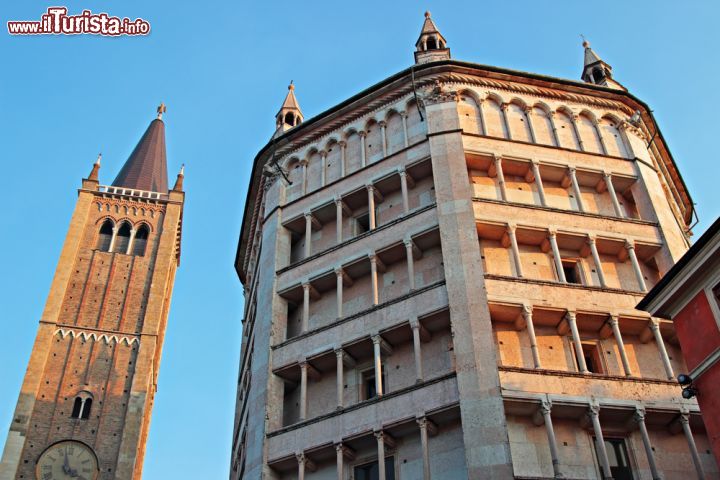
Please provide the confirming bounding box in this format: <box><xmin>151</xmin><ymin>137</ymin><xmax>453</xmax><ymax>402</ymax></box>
<box><xmin>1</xmin><ymin>1</ymin><xmax>718</xmax><ymax>478</ymax></box>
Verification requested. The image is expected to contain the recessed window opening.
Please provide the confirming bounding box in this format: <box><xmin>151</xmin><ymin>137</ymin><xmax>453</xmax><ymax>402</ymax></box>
<box><xmin>562</xmin><ymin>259</ymin><xmax>582</xmax><ymax>285</ymax></box>
<box><xmin>96</xmin><ymin>220</ymin><xmax>113</xmax><ymax>251</ymax></box>
<box><xmin>113</xmin><ymin>222</ymin><xmax>132</xmax><ymax>254</ymax></box>
<box><xmin>594</xmin><ymin>437</ymin><xmax>633</xmax><ymax>480</ymax></box>
<box><xmin>71</xmin><ymin>393</ymin><xmax>93</xmax><ymax>420</ymax></box>
<box><xmin>573</xmin><ymin>341</ymin><xmax>604</xmax><ymax>374</ymax></box>
<box><xmin>132</xmin><ymin>225</ymin><xmax>149</xmax><ymax>256</ymax></box>
<box><xmin>354</xmin><ymin>456</ymin><xmax>395</xmax><ymax>480</ymax></box>
<box><xmin>360</xmin><ymin>366</ymin><xmax>386</xmax><ymax>400</ymax></box>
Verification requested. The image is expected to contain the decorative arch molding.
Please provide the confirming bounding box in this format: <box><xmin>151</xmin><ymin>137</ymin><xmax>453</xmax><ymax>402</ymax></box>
<box><xmin>270</xmin><ymin>70</ymin><xmax>631</xmax><ymax>164</ymax></box>
<box><xmin>54</xmin><ymin>328</ymin><xmax>139</xmax><ymax>346</ymax></box>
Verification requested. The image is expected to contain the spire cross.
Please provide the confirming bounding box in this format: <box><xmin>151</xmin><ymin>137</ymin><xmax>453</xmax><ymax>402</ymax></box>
<box><xmin>157</xmin><ymin>102</ymin><xmax>167</xmax><ymax>120</ymax></box>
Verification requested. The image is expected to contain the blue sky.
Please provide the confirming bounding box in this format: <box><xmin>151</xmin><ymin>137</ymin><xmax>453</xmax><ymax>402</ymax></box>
<box><xmin>1</xmin><ymin>1</ymin><xmax>718</xmax><ymax>478</ymax></box>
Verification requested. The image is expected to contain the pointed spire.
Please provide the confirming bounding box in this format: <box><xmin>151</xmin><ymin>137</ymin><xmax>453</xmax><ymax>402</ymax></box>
<box><xmin>87</xmin><ymin>153</ymin><xmax>101</xmax><ymax>181</ymax></box>
<box><xmin>112</xmin><ymin>105</ymin><xmax>169</xmax><ymax>193</ymax></box>
<box><xmin>414</xmin><ymin>11</ymin><xmax>450</xmax><ymax>64</ymax></box>
<box><xmin>172</xmin><ymin>163</ymin><xmax>185</xmax><ymax>191</ymax></box>
<box><xmin>580</xmin><ymin>38</ymin><xmax>625</xmax><ymax>90</ymax></box>
<box><xmin>275</xmin><ymin>82</ymin><xmax>304</xmax><ymax>134</ymax></box>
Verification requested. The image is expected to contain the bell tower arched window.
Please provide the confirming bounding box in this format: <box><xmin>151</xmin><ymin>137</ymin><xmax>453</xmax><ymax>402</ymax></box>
<box><xmin>71</xmin><ymin>392</ymin><xmax>93</xmax><ymax>420</ymax></box>
<box><xmin>96</xmin><ymin>220</ymin><xmax>113</xmax><ymax>252</ymax></box>
<box><xmin>133</xmin><ymin>225</ymin><xmax>149</xmax><ymax>256</ymax></box>
<box><xmin>113</xmin><ymin>222</ymin><xmax>132</xmax><ymax>254</ymax></box>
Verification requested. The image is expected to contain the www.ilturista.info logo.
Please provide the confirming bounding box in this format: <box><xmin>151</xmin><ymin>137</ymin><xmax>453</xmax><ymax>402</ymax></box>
<box><xmin>8</xmin><ymin>7</ymin><xmax>150</xmax><ymax>36</ymax></box>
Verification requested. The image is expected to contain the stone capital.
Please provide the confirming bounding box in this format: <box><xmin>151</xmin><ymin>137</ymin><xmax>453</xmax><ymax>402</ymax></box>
<box><xmin>540</xmin><ymin>400</ymin><xmax>552</xmax><ymax>416</ymax></box>
<box><xmin>565</xmin><ymin>310</ymin><xmax>577</xmax><ymax>322</ymax></box>
<box><xmin>358</xmin><ymin>130</ymin><xmax>367</xmax><ymax>138</ymax></box>
<box><xmin>338</xmin><ymin>140</ymin><xmax>347</xmax><ymax>147</ymax></box>
<box><xmin>378</xmin><ymin>120</ymin><xmax>387</xmax><ymax>128</ymax></box>
<box><xmin>633</xmin><ymin>407</ymin><xmax>646</xmax><ymax>423</ymax></box>
<box><xmin>625</xmin><ymin>240</ymin><xmax>636</xmax><ymax>250</ymax></box>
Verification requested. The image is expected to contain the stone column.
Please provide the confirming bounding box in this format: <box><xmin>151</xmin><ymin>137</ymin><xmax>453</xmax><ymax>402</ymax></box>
<box><xmin>367</xmin><ymin>185</ymin><xmax>377</xmax><ymax>230</ymax></box>
<box><xmin>359</xmin><ymin>131</ymin><xmax>367</xmax><ymax>167</ymax></box>
<box><xmin>335</xmin><ymin>198</ymin><xmax>343</xmax><ymax>244</ymax></box>
<box><xmin>603</xmin><ymin>172</ymin><xmax>624</xmax><ymax>217</ymax></box>
<box><xmin>335</xmin><ymin>268</ymin><xmax>344</xmax><ymax>318</ymax></box>
<box><xmin>477</xmin><ymin>99</ymin><xmax>487</xmax><ymax>135</ymax></box>
<box><xmin>523</xmin><ymin>305</ymin><xmax>541</xmax><ymax>369</ymax></box>
<box><xmin>339</xmin><ymin>140</ymin><xmax>347</xmax><ymax>177</ymax></box>
<box><xmin>299</xmin><ymin>361</ymin><xmax>308</xmax><ymax>421</ymax></box>
<box><xmin>335</xmin><ymin>443</ymin><xmax>344</xmax><ymax>480</ymax></box>
<box><xmin>540</xmin><ymin>401</ymin><xmax>562</xmax><ymax>478</ymax></box>
<box><xmin>589</xmin><ymin>405</ymin><xmax>612</xmax><ymax>480</ymax></box>
<box><xmin>369</xmin><ymin>254</ymin><xmax>380</xmax><ymax>305</ymax></box>
<box><xmin>108</xmin><ymin>226</ymin><xmax>119</xmax><ymax>253</ymax></box>
<box><xmin>494</xmin><ymin>155</ymin><xmax>508</xmax><ymax>201</ymax></box>
<box><xmin>507</xmin><ymin>224</ymin><xmax>524</xmax><ymax>278</ymax></box>
<box><xmin>680</xmin><ymin>412</ymin><xmax>706</xmax><ymax>479</ymax></box>
<box><xmin>625</xmin><ymin>241</ymin><xmax>648</xmax><ymax>292</ymax></box>
<box><xmin>500</xmin><ymin>103</ymin><xmax>512</xmax><ymax>139</ymax></box>
<box><xmin>399</xmin><ymin>168</ymin><xmax>410</xmax><ymax>213</ymax></box>
<box><xmin>548</xmin><ymin>112</ymin><xmax>561</xmax><ymax>147</ymax></box>
<box><xmin>524</xmin><ymin>106</ymin><xmax>537</xmax><ymax>143</ymax></box>
<box><xmin>594</xmin><ymin>119</ymin><xmax>609</xmax><ymax>155</ymax></box>
<box><xmin>300</xmin><ymin>159</ymin><xmax>308</xmax><ymax>195</ymax></box>
<box><xmin>400</xmin><ymin>111</ymin><xmax>409</xmax><ymax>148</ymax></box>
<box><xmin>634</xmin><ymin>408</ymin><xmax>661</xmax><ymax>480</ymax></box>
<box><xmin>375</xmin><ymin>431</ymin><xmax>387</xmax><ymax>480</ymax></box>
<box><xmin>571</xmin><ymin>114</ymin><xmax>585</xmax><ymax>151</ymax></box>
<box><xmin>301</xmin><ymin>282</ymin><xmax>310</xmax><ymax>333</ymax></box>
<box><xmin>304</xmin><ymin>212</ymin><xmax>313</xmax><ymax>258</ymax></box>
<box><xmin>379</xmin><ymin>121</ymin><xmax>387</xmax><ymax>157</ymax></box>
<box><xmin>567</xmin><ymin>311</ymin><xmax>588</xmax><ymax>373</ymax></box>
<box><xmin>568</xmin><ymin>167</ymin><xmax>585</xmax><ymax>212</ymax></box>
<box><xmin>587</xmin><ymin>235</ymin><xmax>607</xmax><ymax>288</ymax></box>
<box><xmin>608</xmin><ymin>315</ymin><xmax>633</xmax><ymax>376</ymax></box>
<box><xmin>320</xmin><ymin>151</ymin><xmax>328</xmax><ymax>186</ymax></box>
<box><xmin>125</xmin><ymin>228</ymin><xmax>137</xmax><ymax>255</ymax></box>
<box><xmin>548</xmin><ymin>230</ymin><xmax>566</xmax><ymax>283</ymax></box>
<box><xmin>649</xmin><ymin>319</ymin><xmax>674</xmax><ymax>380</ymax></box>
<box><xmin>417</xmin><ymin>417</ymin><xmax>432</xmax><ymax>479</ymax></box>
<box><xmin>372</xmin><ymin>335</ymin><xmax>384</xmax><ymax>396</ymax></box>
<box><xmin>296</xmin><ymin>453</ymin><xmax>306</xmax><ymax>480</ymax></box>
<box><xmin>411</xmin><ymin>319</ymin><xmax>424</xmax><ymax>382</ymax></box>
<box><xmin>405</xmin><ymin>240</ymin><xmax>416</xmax><ymax>291</ymax></box>
<box><xmin>335</xmin><ymin>349</ymin><xmax>344</xmax><ymax>409</ymax></box>
<box><xmin>531</xmin><ymin>161</ymin><xmax>547</xmax><ymax>207</ymax></box>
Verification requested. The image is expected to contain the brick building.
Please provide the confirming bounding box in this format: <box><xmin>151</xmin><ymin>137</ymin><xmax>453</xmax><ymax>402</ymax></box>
<box><xmin>638</xmin><ymin>216</ymin><xmax>720</xmax><ymax>468</ymax></box>
<box><xmin>231</xmin><ymin>13</ymin><xmax>717</xmax><ymax>480</ymax></box>
<box><xmin>0</xmin><ymin>106</ymin><xmax>184</xmax><ymax>480</ymax></box>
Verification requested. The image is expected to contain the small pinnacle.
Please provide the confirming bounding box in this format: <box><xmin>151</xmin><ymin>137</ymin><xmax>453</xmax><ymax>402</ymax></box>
<box><xmin>179</xmin><ymin>164</ymin><xmax>185</xmax><ymax>176</ymax></box>
<box><xmin>95</xmin><ymin>153</ymin><xmax>102</xmax><ymax>165</ymax></box>
<box><xmin>425</xmin><ymin>11</ymin><xmax>431</xmax><ymax>18</ymax></box>
<box><xmin>288</xmin><ymin>81</ymin><xmax>294</xmax><ymax>91</ymax></box>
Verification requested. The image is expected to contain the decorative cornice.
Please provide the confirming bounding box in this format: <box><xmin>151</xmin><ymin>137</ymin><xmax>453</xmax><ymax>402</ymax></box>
<box><xmin>54</xmin><ymin>328</ymin><xmax>139</xmax><ymax>346</ymax></box>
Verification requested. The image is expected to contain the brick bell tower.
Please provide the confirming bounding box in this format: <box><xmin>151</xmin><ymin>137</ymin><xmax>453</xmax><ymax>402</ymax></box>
<box><xmin>0</xmin><ymin>105</ymin><xmax>184</xmax><ymax>480</ymax></box>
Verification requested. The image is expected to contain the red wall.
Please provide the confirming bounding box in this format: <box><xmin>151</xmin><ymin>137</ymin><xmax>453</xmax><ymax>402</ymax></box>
<box><xmin>673</xmin><ymin>291</ymin><xmax>720</xmax><ymax>370</ymax></box>
<box><xmin>673</xmin><ymin>290</ymin><xmax>720</xmax><ymax>464</ymax></box>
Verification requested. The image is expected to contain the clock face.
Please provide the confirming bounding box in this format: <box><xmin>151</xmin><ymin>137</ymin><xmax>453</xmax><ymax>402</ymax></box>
<box><xmin>35</xmin><ymin>441</ymin><xmax>99</xmax><ymax>480</ymax></box>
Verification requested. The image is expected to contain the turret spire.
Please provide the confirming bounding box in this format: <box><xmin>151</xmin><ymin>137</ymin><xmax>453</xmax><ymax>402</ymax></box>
<box><xmin>275</xmin><ymin>82</ymin><xmax>304</xmax><ymax>134</ymax></box>
<box><xmin>112</xmin><ymin>106</ymin><xmax>169</xmax><ymax>193</ymax></box>
<box><xmin>414</xmin><ymin>11</ymin><xmax>450</xmax><ymax>64</ymax></box>
<box><xmin>87</xmin><ymin>153</ymin><xmax>101</xmax><ymax>182</ymax></box>
<box><xmin>580</xmin><ymin>39</ymin><xmax>625</xmax><ymax>90</ymax></box>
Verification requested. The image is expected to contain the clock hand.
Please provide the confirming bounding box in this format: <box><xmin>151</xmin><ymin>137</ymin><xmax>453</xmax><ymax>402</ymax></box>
<box><xmin>63</xmin><ymin>449</ymin><xmax>71</xmax><ymax>474</ymax></box>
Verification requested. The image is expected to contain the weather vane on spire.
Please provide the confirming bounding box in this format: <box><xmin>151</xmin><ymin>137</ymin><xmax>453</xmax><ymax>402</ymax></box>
<box><xmin>580</xmin><ymin>34</ymin><xmax>589</xmax><ymax>48</ymax></box>
<box><xmin>157</xmin><ymin>102</ymin><xmax>167</xmax><ymax>120</ymax></box>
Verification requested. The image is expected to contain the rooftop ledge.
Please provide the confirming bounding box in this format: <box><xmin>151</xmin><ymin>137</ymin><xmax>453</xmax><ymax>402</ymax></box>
<box><xmin>97</xmin><ymin>184</ymin><xmax>168</xmax><ymax>201</ymax></box>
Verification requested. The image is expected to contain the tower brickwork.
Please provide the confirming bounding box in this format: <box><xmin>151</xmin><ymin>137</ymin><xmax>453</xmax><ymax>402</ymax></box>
<box><xmin>0</xmin><ymin>111</ymin><xmax>184</xmax><ymax>480</ymax></box>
